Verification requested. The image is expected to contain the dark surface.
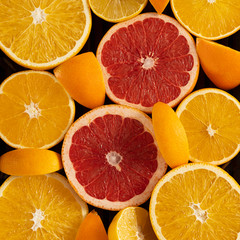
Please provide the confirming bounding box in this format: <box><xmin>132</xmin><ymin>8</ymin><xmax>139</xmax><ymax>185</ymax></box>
<box><xmin>1</xmin><ymin>1</ymin><xmax>240</xmax><ymax>230</ymax></box>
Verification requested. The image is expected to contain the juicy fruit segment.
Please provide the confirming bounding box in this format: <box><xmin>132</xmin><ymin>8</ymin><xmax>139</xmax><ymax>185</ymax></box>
<box><xmin>0</xmin><ymin>149</ymin><xmax>62</xmax><ymax>176</ymax></box>
<box><xmin>54</xmin><ymin>52</ymin><xmax>105</xmax><ymax>109</ymax></box>
<box><xmin>196</xmin><ymin>38</ymin><xmax>240</xmax><ymax>90</ymax></box>
<box><xmin>108</xmin><ymin>207</ymin><xmax>157</xmax><ymax>240</ymax></box>
<box><xmin>0</xmin><ymin>71</ymin><xmax>75</xmax><ymax>149</ymax></box>
<box><xmin>97</xmin><ymin>13</ymin><xmax>199</xmax><ymax>113</ymax></box>
<box><xmin>62</xmin><ymin>105</ymin><xmax>167</xmax><ymax>210</ymax></box>
<box><xmin>0</xmin><ymin>0</ymin><xmax>92</xmax><ymax>69</ymax></box>
<box><xmin>176</xmin><ymin>88</ymin><xmax>240</xmax><ymax>165</ymax></box>
<box><xmin>75</xmin><ymin>210</ymin><xmax>108</xmax><ymax>240</ymax></box>
<box><xmin>150</xmin><ymin>163</ymin><xmax>240</xmax><ymax>240</ymax></box>
<box><xmin>171</xmin><ymin>0</ymin><xmax>240</xmax><ymax>40</ymax></box>
<box><xmin>152</xmin><ymin>102</ymin><xmax>189</xmax><ymax>168</ymax></box>
<box><xmin>150</xmin><ymin>0</ymin><xmax>170</xmax><ymax>14</ymax></box>
<box><xmin>88</xmin><ymin>0</ymin><xmax>148</xmax><ymax>22</ymax></box>
<box><xmin>0</xmin><ymin>173</ymin><xmax>88</xmax><ymax>240</ymax></box>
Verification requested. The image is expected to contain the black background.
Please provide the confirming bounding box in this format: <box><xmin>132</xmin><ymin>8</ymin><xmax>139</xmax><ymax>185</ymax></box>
<box><xmin>1</xmin><ymin>1</ymin><xmax>240</xmax><ymax>231</ymax></box>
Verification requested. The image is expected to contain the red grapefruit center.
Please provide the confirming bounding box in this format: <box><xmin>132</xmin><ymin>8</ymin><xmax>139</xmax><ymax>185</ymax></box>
<box><xmin>97</xmin><ymin>13</ymin><xmax>199</xmax><ymax>112</ymax></box>
<box><xmin>69</xmin><ymin>114</ymin><xmax>158</xmax><ymax>202</ymax></box>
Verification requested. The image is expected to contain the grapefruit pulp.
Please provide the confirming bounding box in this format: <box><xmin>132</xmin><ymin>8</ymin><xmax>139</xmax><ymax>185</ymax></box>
<box><xmin>62</xmin><ymin>105</ymin><xmax>167</xmax><ymax>210</ymax></box>
<box><xmin>97</xmin><ymin>13</ymin><xmax>199</xmax><ymax>113</ymax></box>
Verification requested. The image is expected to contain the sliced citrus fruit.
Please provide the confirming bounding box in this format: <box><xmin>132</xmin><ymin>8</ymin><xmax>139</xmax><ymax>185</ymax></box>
<box><xmin>54</xmin><ymin>52</ymin><xmax>105</xmax><ymax>109</ymax></box>
<box><xmin>170</xmin><ymin>0</ymin><xmax>240</xmax><ymax>40</ymax></box>
<box><xmin>0</xmin><ymin>173</ymin><xmax>88</xmax><ymax>239</ymax></box>
<box><xmin>108</xmin><ymin>207</ymin><xmax>157</xmax><ymax>240</ymax></box>
<box><xmin>75</xmin><ymin>210</ymin><xmax>108</xmax><ymax>240</ymax></box>
<box><xmin>0</xmin><ymin>0</ymin><xmax>91</xmax><ymax>70</ymax></box>
<box><xmin>88</xmin><ymin>0</ymin><xmax>148</xmax><ymax>23</ymax></box>
<box><xmin>0</xmin><ymin>70</ymin><xmax>75</xmax><ymax>149</ymax></box>
<box><xmin>196</xmin><ymin>38</ymin><xmax>240</xmax><ymax>90</ymax></box>
<box><xmin>62</xmin><ymin>104</ymin><xmax>167</xmax><ymax>210</ymax></box>
<box><xmin>152</xmin><ymin>102</ymin><xmax>189</xmax><ymax>168</ymax></box>
<box><xmin>149</xmin><ymin>0</ymin><xmax>170</xmax><ymax>15</ymax></box>
<box><xmin>0</xmin><ymin>149</ymin><xmax>63</xmax><ymax>176</ymax></box>
<box><xmin>150</xmin><ymin>163</ymin><xmax>240</xmax><ymax>240</ymax></box>
<box><xmin>176</xmin><ymin>88</ymin><xmax>240</xmax><ymax>165</ymax></box>
<box><xmin>97</xmin><ymin>13</ymin><xmax>199</xmax><ymax>113</ymax></box>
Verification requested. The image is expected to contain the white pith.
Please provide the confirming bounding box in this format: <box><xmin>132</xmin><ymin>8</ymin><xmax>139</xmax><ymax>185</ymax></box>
<box><xmin>189</xmin><ymin>203</ymin><xmax>208</xmax><ymax>223</ymax></box>
<box><xmin>24</xmin><ymin>101</ymin><xmax>41</xmax><ymax>119</ymax></box>
<box><xmin>106</xmin><ymin>151</ymin><xmax>122</xmax><ymax>171</ymax></box>
<box><xmin>31</xmin><ymin>208</ymin><xmax>45</xmax><ymax>231</ymax></box>
<box><xmin>31</xmin><ymin>7</ymin><xmax>46</xmax><ymax>25</ymax></box>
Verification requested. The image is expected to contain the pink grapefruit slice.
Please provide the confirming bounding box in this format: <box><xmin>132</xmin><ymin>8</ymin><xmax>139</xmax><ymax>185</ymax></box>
<box><xmin>62</xmin><ymin>104</ymin><xmax>167</xmax><ymax>210</ymax></box>
<box><xmin>97</xmin><ymin>13</ymin><xmax>199</xmax><ymax>113</ymax></box>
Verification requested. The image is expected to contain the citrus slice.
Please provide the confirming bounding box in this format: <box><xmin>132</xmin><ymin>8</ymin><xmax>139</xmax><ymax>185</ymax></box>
<box><xmin>0</xmin><ymin>0</ymin><xmax>91</xmax><ymax>70</ymax></box>
<box><xmin>62</xmin><ymin>104</ymin><xmax>167</xmax><ymax>210</ymax></box>
<box><xmin>0</xmin><ymin>173</ymin><xmax>88</xmax><ymax>239</ymax></box>
<box><xmin>176</xmin><ymin>88</ymin><xmax>240</xmax><ymax>165</ymax></box>
<box><xmin>88</xmin><ymin>0</ymin><xmax>148</xmax><ymax>23</ymax></box>
<box><xmin>0</xmin><ymin>149</ymin><xmax>63</xmax><ymax>176</ymax></box>
<box><xmin>75</xmin><ymin>210</ymin><xmax>108</xmax><ymax>240</ymax></box>
<box><xmin>152</xmin><ymin>102</ymin><xmax>189</xmax><ymax>168</ymax></box>
<box><xmin>97</xmin><ymin>13</ymin><xmax>199</xmax><ymax>113</ymax></box>
<box><xmin>196</xmin><ymin>38</ymin><xmax>240</xmax><ymax>90</ymax></box>
<box><xmin>54</xmin><ymin>52</ymin><xmax>105</xmax><ymax>109</ymax></box>
<box><xmin>150</xmin><ymin>163</ymin><xmax>240</xmax><ymax>240</ymax></box>
<box><xmin>108</xmin><ymin>207</ymin><xmax>158</xmax><ymax>240</ymax></box>
<box><xmin>170</xmin><ymin>0</ymin><xmax>240</xmax><ymax>40</ymax></box>
<box><xmin>0</xmin><ymin>70</ymin><xmax>75</xmax><ymax>149</ymax></box>
<box><xmin>149</xmin><ymin>0</ymin><xmax>170</xmax><ymax>15</ymax></box>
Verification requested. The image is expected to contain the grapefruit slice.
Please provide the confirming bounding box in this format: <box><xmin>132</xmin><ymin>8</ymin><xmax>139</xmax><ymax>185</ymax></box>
<box><xmin>97</xmin><ymin>13</ymin><xmax>199</xmax><ymax>113</ymax></box>
<box><xmin>62</xmin><ymin>104</ymin><xmax>167</xmax><ymax>210</ymax></box>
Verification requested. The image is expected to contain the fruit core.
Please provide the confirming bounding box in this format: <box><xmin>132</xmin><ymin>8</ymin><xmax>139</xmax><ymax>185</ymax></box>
<box><xmin>24</xmin><ymin>101</ymin><xmax>41</xmax><ymax>119</ymax></box>
<box><xmin>31</xmin><ymin>208</ymin><xmax>45</xmax><ymax>231</ymax></box>
<box><xmin>207</xmin><ymin>124</ymin><xmax>217</xmax><ymax>137</ymax></box>
<box><xmin>106</xmin><ymin>151</ymin><xmax>122</xmax><ymax>171</ymax></box>
<box><xmin>141</xmin><ymin>56</ymin><xmax>155</xmax><ymax>70</ymax></box>
<box><xmin>208</xmin><ymin>0</ymin><xmax>216</xmax><ymax>3</ymax></box>
<box><xmin>31</xmin><ymin>7</ymin><xmax>47</xmax><ymax>25</ymax></box>
<box><xmin>190</xmin><ymin>203</ymin><xmax>208</xmax><ymax>223</ymax></box>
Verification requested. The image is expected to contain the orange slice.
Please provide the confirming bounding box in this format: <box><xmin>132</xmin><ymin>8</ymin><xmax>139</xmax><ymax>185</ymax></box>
<box><xmin>88</xmin><ymin>0</ymin><xmax>148</xmax><ymax>23</ymax></box>
<box><xmin>150</xmin><ymin>163</ymin><xmax>240</xmax><ymax>240</ymax></box>
<box><xmin>62</xmin><ymin>104</ymin><xmax>167</xmax><ymax>210</ymax></box>
<box><xmin>196</xmin><ymin>38</ymin><xmax>240</xmax><ymax>90</ymax></box>
<box><xmin>0</xmin><ymin>0</ymin><xmax>91</xmax><ymax>70</ymax></box>
<box><xmin>97</xmin><ymin>13</ymin><xmax>199</xmax><ymax>113</ymax></box>
<box><xmin>152</xmin><ymin>102</ymin><xmax>189</xmax><ymax>168</ymax></box>
<box><xmin>0</xmin><ymin>149</ymin><xmax>63</xmax><ymax>176</ymax></box>
<box><xmin>149</xmin><ymin>0</ymin><xmax>170</xmax><ymax>14</ymax></box>
<box><xmin>0</xmin><ymin>173</ymin><xmax>88</xmax><ymax>239</ymax></box>
<box><xmin>75</xmin><ymin>210</ymin><xmax>108</xmax><ymax>240</ymax></box>
<box><xmin>0</xmin><ymin>70</ymin><xmax>75</xmax><ymax>149</ymax></box>
<box><xmin>170</xmin><ymin>0</ymin><xmax>240</xmax><ymax>40</ymax></box>
<box><xmin>54</xmin><ymin>52</ymin><xmax>105</xmax><ymax>109</ymax></box>
<box><xmin>108</xmin><ymin>207</ymin><xmax>157</xmax><ymax>240</ymax></box>
<box><xmin>176</xmin><ymin>88</ymin><xmax>240</xmax><ymax>165</ymax></box>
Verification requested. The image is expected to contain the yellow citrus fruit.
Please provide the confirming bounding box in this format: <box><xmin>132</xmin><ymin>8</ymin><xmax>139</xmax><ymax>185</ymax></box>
<box><xmin>0</xmin><ymin>70</ymin><xmax>75</xmax><ymax>149</ymax></box>
<box><xmin>62</xmin><ymin>104</ymin><xmax>167</xmax><ymax>210</ymax></box>
<box><xmin>75</xmin><ymin>210</ymin><xmax>108</xmax><ymax>240</ymax></box>
<box><xmin>176</xmin><ymin>88</ymin><xmax>240</xmax><ymax>165</ymax></box>
<box><xmin>196</xmin><ymin>38</ymin><xmax>240</xmax><ymax>90</ymax></box>
<box><xmin>54</xmin><ymin>52</ymin><xmax>105</xmax><ymax>109</ymax></box>
<box><xmin>0</xmin><ymin>149</ymin><xmax>63</xmax><ymax>176</ymax></box>
<box><xmin>0</xmin><ymin>173</ymin><xmax>88</xmax><ymax>240</ymax></box>
<box><xmin>149</xmin><ymin>0</ymin><xmax>170</xmax><ymax>14</ymax></box>
<box><xmin>108</xmin><ymin>207</ymin><xmax>158</xmax><ymax>240</ymax></box>
<box><xmin>152</xmin><ymin>102</ymin><xmax>189</xmax><ymax>168</ymax></box>
<box><xmin>150</xmin><ymin>163</ymin><xmax>240</xmax><ymax>240</ymax></box>
<box><xmin>170</xmin><ymin>0</ymin><xmax>240</xmax><ymax>40</ymax></box>
<box><xmin>88</xmin><ymin>0</ymin><xmax>148</xmax><ymax>23</ymax></box>
<box><xmin>0</xmin><ymin>0</ymin><xmax>91</xmax><ymax>70</ymax></box>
